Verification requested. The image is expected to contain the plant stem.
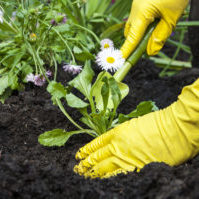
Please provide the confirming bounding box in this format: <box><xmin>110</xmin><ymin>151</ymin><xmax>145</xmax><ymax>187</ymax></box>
<box><xmin>113</xmin><ymin>21</ymin><xmax>158</xmax><ymax>82</ymax></box>
<box><xmin>73</xmin><ymin>23</ymin><xmax>101</xmax><ymax>44</ymax></box>
<box><xmin>73</xmin><ymin>3</ymin><xmax>85</xmax><ymax>26</ymax></box>
<box><xmin>56</xmin><ymin>98</ymin><xmax>84</xmax><ymax>130</ymax></box>
<box><xmin>62</xmin><ymin>4</ymin><xmax>79</xmax><ymax>24</ymax></box>
<box><xmin>72</xmin><ymin>129</ymin><xmax>98</xmax><ymax>138</ymax></box>
<box><xmin>21</xmin><ymin>0</ymin><xmax>24</xmax><ymax>9</ymax></box>
<box><xmin>159</xmin><ymin>28</ymin><xmax>186</xmax><ymax>77</ymax></box>
<box><xmin>167</xmin><ymin>39</ymin><xmax>191</xmax><ymax>54</ymax></box>
<box><xmin>52</xmin><ymin>54</ymin><xmax>57</xmax><ymax>81</ymax></box>
<box><xmin>177</xmin><ymin>21</ymin><xmax>199</xmax><ymax>26</ymax></box>
<box><xmin>0</xmin><ymin>5</ymin><xmax>19</xmax><ymax>33</ymax></box>
<box><xmin>149</xmin><ymin>57</ymin><xmax>191</xmax><ymax>70</ymax></box>
<box><xmin>39</xmin><ymin>20</ymin><xmax>76</xmax><ymax>63</ymax></box>
<box><xmin>29</xmin><ymin>44</ymin><xmax>50</xmax><ymax>83</ymax></box>
<box><xmin>35</xmin><ymin>52</ymin><xmax>50</xmax><ymax>83</ymax></box>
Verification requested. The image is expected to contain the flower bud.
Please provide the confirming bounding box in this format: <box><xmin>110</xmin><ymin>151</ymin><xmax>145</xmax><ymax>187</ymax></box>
<box><xmin>29</xmin><ymin>8</ymin><xmax>37</xmax><ymax>15</ymax></box>
<box><xmin>55</xmin><ymin>15</ymin><xmax>64</xmax><ymax>23</ymax></box>
<box><xmin>29</xmin><ymin>33</ymin><xmax>37</xmax><ymax>42</ymax></box>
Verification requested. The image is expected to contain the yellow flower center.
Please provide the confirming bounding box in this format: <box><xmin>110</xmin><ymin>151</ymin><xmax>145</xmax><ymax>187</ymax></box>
<box><xmin>30</xmin><ymin>33</ymin><xmax>36</xmax><ymax>38</ymax></box>
<box><xmin>104</xmin><ymin>44</ymin><xmax>110</xmax><ymax>48</ymax></box>
<box><xmin>106</xmin><ymin>57</ymin><xmax>115</xmax><ymax>64</ymax></box>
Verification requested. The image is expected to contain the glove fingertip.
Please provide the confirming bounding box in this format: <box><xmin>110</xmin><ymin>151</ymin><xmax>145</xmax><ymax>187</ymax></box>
<box><xmin>73</xmin><ymin>165</ymin><xmax>79</xmax><ymax>173</ymax></box>
<box><xmin>147</xmin><ymin>20</ymin><xmax>172</xmax><ymax>56</ymax></box>
<box><xmin>75</xmin><ymin>150</ymin><xmax>84</xmax><ymax>160</ymax></box>
<box><xmin>147</xmin><ymin>38</ymin><xmax>163</xmax><ymax>56</ymax></box>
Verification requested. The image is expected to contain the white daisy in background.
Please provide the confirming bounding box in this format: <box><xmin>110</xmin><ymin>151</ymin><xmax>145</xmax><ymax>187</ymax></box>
<box><xmin>63</xmin><ymin>64</ymin><xmax>82</xmax><ymax>75</ymax></box>
<box><xmin>26</xmin><ymin>73</ymin><xmax>46</xmax><ymax>86</ymax></box>
<box><xmin>100</xmin><ymin>39</ymin><xmax>114</xmax><ymax>50</ymax></box>
<box><xmin>46</xmin><ymin>70</ymin><xmax>52</xmax><ymax>77</ymax></box>
<box><xmin>96</xmin><ymin>48</ymin><xmax>125</xmax><ymax>72</ymax></box>
<box><xmin>34</xmin><ymin>75</ymin><xmax>46</xmax><ymax>86</ymax></box>
<box><xmin>26</xmin><ymin>73</ymin><xmax>35</xmax><ymax>83</ymax></box>
<box><xmin>0</xmin><ymin>10</ymin><xmax>4</xmax><ymax>23</ymax></box>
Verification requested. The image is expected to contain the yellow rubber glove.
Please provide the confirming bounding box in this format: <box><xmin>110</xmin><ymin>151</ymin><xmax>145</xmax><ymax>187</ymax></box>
<box><xmin>120</xmin><ymin>0</ymin><xmax>189</xmax><ymax>58</ymax></box>
<box><xmin>74</xmin><ymin>78</ymin><xmax>199</xmax><ymax>178</ymax></box>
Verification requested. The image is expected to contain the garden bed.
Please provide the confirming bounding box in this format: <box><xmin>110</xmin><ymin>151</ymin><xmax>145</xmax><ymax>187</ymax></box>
<box><xmin>1</xmin><ymin>59</ymin><xmax>199</xmax><ymax>199</ymax></box>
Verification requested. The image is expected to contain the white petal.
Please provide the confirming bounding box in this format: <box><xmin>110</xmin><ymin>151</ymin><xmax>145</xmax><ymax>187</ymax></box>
<box><xmin>100</xmin><ymin>38</ymin><xmax>114</xmax><ymax>50</ymax></box>
<box><xmin>96</xmin><ymin>49</ymin><xmax>125</xmax><ymax>72</ymax></box>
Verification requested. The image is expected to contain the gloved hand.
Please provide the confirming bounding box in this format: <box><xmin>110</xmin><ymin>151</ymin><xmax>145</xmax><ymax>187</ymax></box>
<box><xmin>121</xmin><ymin>0</ymin><xmax>189</xmax><ymax>58</ymax></box>
<box><xmin>74</xmin><ymin>78</ymin><xmax>199</xmax><ymax>178</ymax></box>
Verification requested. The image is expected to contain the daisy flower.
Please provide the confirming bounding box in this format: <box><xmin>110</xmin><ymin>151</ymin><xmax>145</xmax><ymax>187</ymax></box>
<box><xmin>26</xmin><ymin>73</ymin><xmax>35</xmax><ymax>83</ymax></box>
<box><xmin>26</xmin><ymin>73</ymin><xmax>46</xmax><ymax>86</ymax></box>
<box><xmin>46</xmin><ymin>70</ymin><xmax>52</xmax><ymax>77</ymax></box>
<box><xmin>96</xmin><ymin>48</ymin><xmax>125</xmax><ymax>72</ymax></box>
<box><xmin>63</xmin><ymin>64</ymin><xmax>82</xmax><ymax>75</ymax></box>
<box><xmin>0</xmin><ymin>10</ymin><xmax>4</xmax><ymax>23</ymax></box>
<box><xmin>34</xmin><ymin>75</ymin><xmax>46</xmax><ymax>86</ymax></box>
<box><xmin>100</xmin><ymin>39</ymin><xmax>114</xmax><ymax>50</ymax></box>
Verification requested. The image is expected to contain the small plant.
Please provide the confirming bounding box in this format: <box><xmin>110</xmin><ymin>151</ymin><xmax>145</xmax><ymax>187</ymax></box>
<box><xmin>39</xmin><ymin>29</ymin><xmax>159</xmax><ymax>147</ymax></box>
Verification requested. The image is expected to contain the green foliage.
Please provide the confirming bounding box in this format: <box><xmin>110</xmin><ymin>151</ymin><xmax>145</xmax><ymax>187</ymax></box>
<box><xmin>66</xmin><ymin>93</ymin><xmax>89</xmax><ymax>108</ymax></box>
<box><xmin>118</xmin><ymin>101</ymin><xmax>159</xmax><ymax>123</ymax></box>
<box><xmin>69</xmin><ymin>61</ymin><xmax>94</xmax><ymax>100</ymax></box>
<box><xmin>38</xmin><ymin>129</ymin><xmax>86</xmax><ymax>147</ymax></box>
<box><xmin>91</xmin><ymin>71</ymin><xmax>129</xmax><ymax>111</ymax></box>
<box><xmin>47</xmin><ymin>81</ymin><xmax>67</xmax><ymax>104</ymax></box>
<box><xmin>41</xmin><ymin>62</ymin><xmax>158</xmax><ymax>147</ymax></box>
<box><xmin>0</xmin><ymin>0</ymin><xmax>136</xmax><ymax>103</ymax></box>
<box><xmin>0</xmin><ymin>0</ymin><xmax>101</xmax><ymax>102</ymax></box>
<box><xmin>1</xmin><ymin>0</ymin><xmax>163</xmax><ymax>147</ymax></box>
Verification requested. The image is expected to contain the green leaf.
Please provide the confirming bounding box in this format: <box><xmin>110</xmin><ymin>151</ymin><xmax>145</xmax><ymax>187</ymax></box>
<box><xmin>38</xmin><ymin>129</ymin><xmax>83</xmax><ymax>147</ymax></box>
<box><xmin>90</xmin><ymin>111</ymin><xmax>108</xmax><ymax>134</ymax></box>
<box><xmin>65</xmin><ymin>93</ymin><xmax>89</xmax><ymax>108</ymax></box>
<box><xmin>0</xmin><ymin>68</ymin><xmax>8</xmax><ymax>75</ymax></box>
<box><xmin>2</xmin><ymin>52</ymin><xmax>25</xmax><ymax>68</ymax></box>
<box><xmin>0</xmin><ymin>88</ymin><xmax>12</xmax><ymax>104</ymax></box>
<box><xmin>73</xmin><ymin>46</ymin><xmax>82</xmax><ymax>54</ymax></box>
<box><xmin>75</xmin><ymin>51</ymin><xmax>95</xmax><ymax>62</ymax></box>
<box><xmin>85</xmin><ymin>0</ymin><xmax>100</xmax><ymax>18</ymax></box>
<box><xmin>95</xmin><ymin>0</ymin><xmax>111</xmax><ymax>14</ymax></box>
<box><xmin>21</xmin><ymin>62</ymin><xmax>33</xmax><ymax>81</ymax></box>
<box><xmin>50</xmin><ymin>45</ymin><xmax>65</xmax><ymax>53</ymax></box>
<box><xmin>118</xmin><ymin>101</ymin><xmax>159</xmax><ymax>123</ymax></box>
<box><xmin>0</xmin><ymin>20</ymin><xmax>17</xmax><ymax>33</ymax></box>
<box><xmin>80</xmin><ymin>116</ymin><xmax>100</xmax><ymax>134</ymax></box>
<box><xmin>0</xmin><ymin>41</ymin><xmax>13</xmax><ymax>48</ymax></box>
<box><xmin>101</xmin><ymin>23</ymin><xmax>125</xmax><ymax>39</ymax></box>
<box><xmin>107</xmin><ymin>0</ymin><xmax>132</xmax><ymax>19</ymax></box>
<box><xmin>69</xmin><ymin>61</ymin><xmax>94</xmax><ymax>99</ymax></box>
<box><xmin>0</xmin><ymin>75</ymin><xmax>9</xmax><ymax>95</ymax></box>
<box><xmin>101</xmin><ymin>76</ymin><xmax>109</xmax><ymax>112</ymax></box>
<box><xmin>8</xmin><ymin>72</ymin><xmax>18</xmax><ymax>90</ymax></box>
<box><xmin>109</xmin><ymin>77</ymin><xmax>122</xmax><ymax>110</ymax></box>
<box><xmin>91</xmin><ymin>71</ymin><xmax>129</xmax><ymax>111</ymax></box>
<box><xmin>47</xmin><ymin>81</ymin><xmax>67</xmax><ymax>104</ymax></box>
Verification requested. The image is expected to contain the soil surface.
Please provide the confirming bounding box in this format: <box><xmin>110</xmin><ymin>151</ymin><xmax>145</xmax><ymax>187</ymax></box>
<box><xmin>1</xmin><ymin>59</ymin><xmax>199</xmax><ymax>199</ymax></box>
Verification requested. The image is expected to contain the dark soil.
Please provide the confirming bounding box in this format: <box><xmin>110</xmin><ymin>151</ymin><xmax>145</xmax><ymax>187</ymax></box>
<box><xmin>1</xmin><ymin>59</ymin><xmax>199</xmax><ymax>199</ymax></box>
